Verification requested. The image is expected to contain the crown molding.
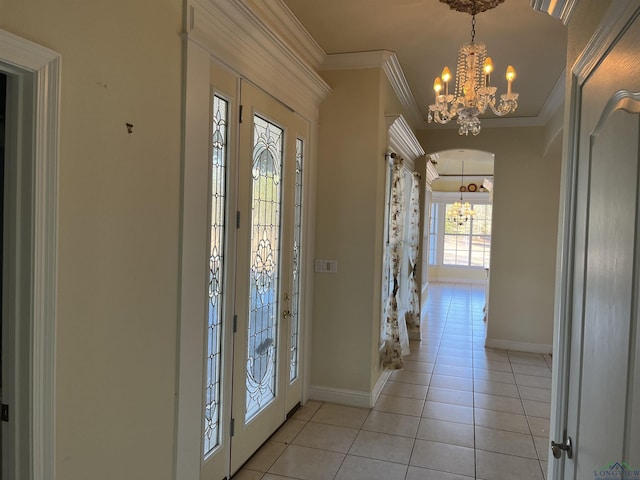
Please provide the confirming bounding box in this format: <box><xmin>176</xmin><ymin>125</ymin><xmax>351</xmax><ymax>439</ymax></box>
<box><xmin>537</xmin><ymin>68</ymin><xmax>566</xmax><ymax>124</ymax></box>
<box><xmin>323</xmin><ymin>51</ymin><xmax>424</xmax><ymax>129</ymax></box>
<box><xmin>530</xmin><ymin>0</ymin><xmax>577</xmax><ymax>25</ymax></box>
<box><xmin>321</xmin><ymin>50</ymin><xmax>394</xmax><ymax>70</ymax></box>
<box><xmin>382</xmin><ymin>53</ymin><xmax>427</xmax><ymax>129</ymax></box>
<box><xmin>386</xmin><ymin>114</ymin><xmax>425</xmax><ymax>169</ymax></box>
<box><xmin>187</xmin><ymin>0</ymin><xmax>331</xmax><ymax>121</ymax></box>
<box><xmin>255</xmin><ymin>0</ymin><xmax>326</xmax><ymax>68</ymax></box>
<box><xmin>426</xmin><ymin>160</ymin><xmax>440</xmax><ymax>185</ymax></box>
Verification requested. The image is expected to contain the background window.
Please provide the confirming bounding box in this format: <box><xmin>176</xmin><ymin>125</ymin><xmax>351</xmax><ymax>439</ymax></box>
<box><xmin>430</xmin><ymin>201</ymin><xmax>492</xmax><ymax>269</ymax></box>
<box><xmin>429</xmin><ymin>203</ymin><xmax>438</xmax><ymax>265</ymax></box>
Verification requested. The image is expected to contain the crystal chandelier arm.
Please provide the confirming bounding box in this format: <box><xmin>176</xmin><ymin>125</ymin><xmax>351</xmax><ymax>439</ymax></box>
<box><xmin>428</xmin><ymin>100</ymin><xmax>458</xmax><ymax>124</ymax></box>
<box><xmin>488</xmin><ymin>92</ymin><xmax>519</xmax><ymax>116</ymax></box>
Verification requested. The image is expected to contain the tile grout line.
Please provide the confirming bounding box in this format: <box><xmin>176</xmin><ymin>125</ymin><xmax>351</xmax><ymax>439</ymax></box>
<box><xmin>474</xmin><ymin>283</ymin><xmax>492</xmax><ymax>479</ymax></box>
<box><xmin>472</xmin><ymin>284</ymin><xmax>480</xmax><ymax>480</ymax></box>
<box><xmin>510</xmin><ymin>350</ymin><xmax>549</xmax><ymax>480</ymax></box>
<box><xmin>403</xmin><ymin>285</ymin><xmax>448</xmax><ymax>480</ymax></box>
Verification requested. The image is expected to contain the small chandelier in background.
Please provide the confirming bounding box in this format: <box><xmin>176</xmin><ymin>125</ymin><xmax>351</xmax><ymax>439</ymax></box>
<box><xmin>448</xmin><ymin>161</ymin><xmax>476</xmax><ymax>226</ymax></box>
<box><xmin>428</xmin><ymin>0</ymin><xmax>518</xmax><ymax>136</ymax></box>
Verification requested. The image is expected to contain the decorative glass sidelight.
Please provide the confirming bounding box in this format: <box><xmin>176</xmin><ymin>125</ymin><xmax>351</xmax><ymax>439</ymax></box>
<box><xmin>204</xmin><ymin>95</ymin><xmax>228</xmax><ymax>457</ymax></box>
<box><xmin>290</xmin><ymin>138</ymin><xmax>304</xmax><ymax>382</ymax></box>
<box><xmin>245</xmin><ymin>115</ymin><xmax>283</xmax><ymax>422</ymax></box>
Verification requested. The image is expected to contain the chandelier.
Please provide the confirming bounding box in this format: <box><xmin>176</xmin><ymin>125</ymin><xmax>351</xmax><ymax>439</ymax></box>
<box><xmin>448</xmin><ymin>161</ymin><xmax>476</xmax><ymax>226</ymax></box>
<box><xmin>428</xmin><ymin>0</ymin><xmax>518</xmax><ymax>136</ymax></box>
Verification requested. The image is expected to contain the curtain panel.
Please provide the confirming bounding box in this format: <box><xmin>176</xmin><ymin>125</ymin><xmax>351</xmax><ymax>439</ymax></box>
<box><xmin>405</xmin><ymin>172</ymin><xmax>421</xmax><ymax>339</ymax></box>
<box><xmin>382</xmin><ymin>158</ymin><xmax>406</xmax><ymax>369</ymax></box>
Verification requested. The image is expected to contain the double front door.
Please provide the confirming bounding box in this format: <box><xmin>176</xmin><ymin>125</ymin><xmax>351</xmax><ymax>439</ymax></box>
<box><xmin>184</xmin><ymin>60</ymin><xmax>308</xmax><ymax>479</ymax></box>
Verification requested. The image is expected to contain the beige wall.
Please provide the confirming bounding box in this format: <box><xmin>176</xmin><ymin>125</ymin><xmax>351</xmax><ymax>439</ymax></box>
<box><xmin>312</xmin><ymin>66</ymin><xmax>416</xmax><ymax>395</ymax></box>
<box><xmin>419</xmin><ymin>127</ymin><xmax>561</xmax><ymax>350</ymax></box>
<box><xmin>1</xmin><ymin>1</ymin><xmax>183</xmax><ymax>478</ymax></box>
<box><xmin>313</xmin><ymin>68</ymin><xmax>384</xmax><ymax>393</ymax></box>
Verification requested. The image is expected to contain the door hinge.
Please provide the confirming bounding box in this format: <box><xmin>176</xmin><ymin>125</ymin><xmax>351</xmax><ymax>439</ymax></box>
<box><xmin>236</xmin><ymin>211</ymin><xmax>240</xmax><ymax>229</ymax></box>
<box><xmin>239</xmin><ymin>105</ymin><xmax>243</xmax><ymax>124</ymax></box>
<box><xmin>230</xmin><ymin>418</ymin><xmax>235</xmax><ymax>437</ymax></box>
<box><xmin>233</xmin><ymin>315</ymin><xmax>238</xmax><ymax>333</ymax></box>
<box><xmin>1</xmin><ymin>404</ymin><xmax>8</xmax><ymax>422</ymax></box>
<box><xmin>551</xmin><ymin>436</ymin><xmax>573</xmax><ymax>459</ymax></box>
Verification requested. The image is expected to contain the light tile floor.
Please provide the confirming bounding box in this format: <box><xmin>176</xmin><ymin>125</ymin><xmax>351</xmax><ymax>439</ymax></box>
<box><xmin>233</xmin><ymin>283</ymin><xmax>552</xmax><ymax>480</ymax></box>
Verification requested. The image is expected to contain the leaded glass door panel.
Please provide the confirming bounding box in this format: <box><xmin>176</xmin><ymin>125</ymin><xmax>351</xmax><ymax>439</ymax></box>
<box><xmin>198</xmin><ymin>61</ymin><xmax>238</xmax><ymax>480</ymax></box>
<box><xmin>231</xmin><ymin>81</ymin><xmax>303</xmax><ymax>473</ymax></box>
<box><xmin>284</xmin><ymin>119</ymin><xmax>308</xmax><ymax>413</ymax></box>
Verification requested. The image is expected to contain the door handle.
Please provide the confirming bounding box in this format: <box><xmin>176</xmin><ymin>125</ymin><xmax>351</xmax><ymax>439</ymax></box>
<box><xmin>551</xmin><ymin>437</ymin><xmax>573</xmax><ymax>459</ymax></box>
<box><xmin>283</xmin><ymin>310</ymin><xmax>292</xmax><ymax>319</ymax></box>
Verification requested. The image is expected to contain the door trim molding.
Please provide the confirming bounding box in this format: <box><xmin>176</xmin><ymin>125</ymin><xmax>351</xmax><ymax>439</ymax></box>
<box><xmin>0</xmin><ymin>28</ymin><xmax>60</xmax><ymax>480</ymax></box>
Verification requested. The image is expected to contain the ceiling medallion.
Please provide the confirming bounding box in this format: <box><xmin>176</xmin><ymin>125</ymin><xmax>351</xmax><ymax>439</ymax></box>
<box><xmin>429</xmin><ymin>0</ymin><xmax>518</xmax><ymax>136</ymax></box>
<box><xmin>439</xmin><ymin>0</ymin><xmax>505</xmax><ymax>15</ymax></box>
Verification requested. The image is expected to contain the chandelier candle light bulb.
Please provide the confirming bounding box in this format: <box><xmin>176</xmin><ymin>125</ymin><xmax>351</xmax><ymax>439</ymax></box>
<box><xmin>434</xmin><ymin>77</ymin><xmax>442</xmax><ymax>101</ymax></box>
<box><xmin>506</xmin><ymin>65</ymin><xmax>516</xmax><ymax>95</ymax></box>
<box><xmin>441</xmin><ymin>66</ymin><xmax>451</xmax><ymax>95</ymax></box>
<box><xmin>483</xmin><ymin>57</ymin><xmax>493</xmax><ymax>84</ymax></box>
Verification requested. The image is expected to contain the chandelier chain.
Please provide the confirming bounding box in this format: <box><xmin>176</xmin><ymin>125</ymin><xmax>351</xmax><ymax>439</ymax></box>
<box><xmin>471</xmin><ymin>14</ymin><xmax>476</xmax><ymax>43</ymax></box>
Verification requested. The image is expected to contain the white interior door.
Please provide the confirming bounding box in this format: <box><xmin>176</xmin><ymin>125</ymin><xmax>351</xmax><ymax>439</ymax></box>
<box><xmin>230</xmin><ymin>80</ymin><xmax>305</xmax><ymax>474</ymax></box>
<box><xmin>558</xmin><ymin>9</ymin><xmax>640</xmax><ymax>478</ymax></box>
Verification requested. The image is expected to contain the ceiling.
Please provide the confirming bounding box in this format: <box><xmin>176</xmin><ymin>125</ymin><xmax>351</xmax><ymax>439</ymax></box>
<box><xmin>281</xmin><ymin>0</ymin><xmax>569</xmax><ymax>132</ymax></box>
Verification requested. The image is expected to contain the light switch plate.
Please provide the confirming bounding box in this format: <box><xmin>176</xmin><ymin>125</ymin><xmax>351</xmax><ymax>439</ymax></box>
<box><xmin>315</xmin><ymin>259</ymin><xmax>338</xmax><ymax>273</ymax></box>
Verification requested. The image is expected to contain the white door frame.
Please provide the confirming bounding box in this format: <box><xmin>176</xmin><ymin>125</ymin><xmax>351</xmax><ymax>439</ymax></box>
<box><xmin>549</xmin><ymin>3</ymin><xmax>640</xmax><ymax>479</ymax></box>
<box><xmin>0</xmin><ymin>28</ymin><xmax>60</xmax><ymax>480</ymax></box>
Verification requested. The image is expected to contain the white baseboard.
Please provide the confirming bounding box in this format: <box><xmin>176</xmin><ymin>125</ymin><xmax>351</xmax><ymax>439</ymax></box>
<box><xmin>428</xmin><ymin>275</ymin><xmax>486</xmax><ymax>285</ymax></box>
<box><xmin>309</xmin><ymin>370</ymin><xmax>392</xmax><ymax>408</ymax></box>
<box><xmin>371</xmin><ymin>369</ymin><xmax>392</xmax><ymax>406</ymax></box>
<box><xmin>484</xmin><ymin>338</ymin><xmax>553</xmax><ymax>354</ymax></box>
